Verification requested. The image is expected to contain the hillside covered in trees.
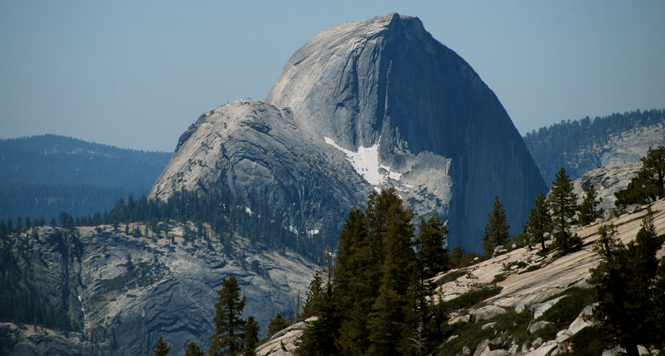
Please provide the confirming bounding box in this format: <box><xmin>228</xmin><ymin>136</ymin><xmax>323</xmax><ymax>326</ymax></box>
<box><xmin>523</xmin><ymin>109</ymin><xmax>665</xmax><ymax>185</ymax></box>
<box><xmin>0</xmin><ymin>134</ymin><xmax>171</xmax><ymax>221</ymax></box>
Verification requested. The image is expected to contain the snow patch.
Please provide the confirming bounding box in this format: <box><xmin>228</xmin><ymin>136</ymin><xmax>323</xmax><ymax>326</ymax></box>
<box><xmin>325</xmin><ymin>137</ymin><xmax>400</xmax><ymax>186</ymax></box>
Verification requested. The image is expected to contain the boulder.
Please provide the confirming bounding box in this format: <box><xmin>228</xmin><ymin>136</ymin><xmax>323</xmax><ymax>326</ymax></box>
<box><xmin>568</xmin><ymin>304</ymin><xmax>595</xmax><ymax>335</ymax></box>
<box><xmin>473</xmin><ymin>339</ymin><xmax>491</xmax><ymax>356</ymax></box>
<box><xmin>526</xmin><ymin>341</ymin><xmax>558</xmax><ymax>356</ymax></box>
<box><xmin>473</xmin><ymin>305</ymin><xmax>506</xmax><ymax>322</ymax></box>
<box><xmin>528</xmin><ymin>321</ymin><xmax>552</xmax><ymax>335</ymax></box>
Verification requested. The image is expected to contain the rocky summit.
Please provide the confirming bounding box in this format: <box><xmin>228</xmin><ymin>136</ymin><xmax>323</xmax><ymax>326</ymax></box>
<box><xmin>151</xmin><ymin>13</ymin><xmax>547</xmax><ymax>252</ymax></box>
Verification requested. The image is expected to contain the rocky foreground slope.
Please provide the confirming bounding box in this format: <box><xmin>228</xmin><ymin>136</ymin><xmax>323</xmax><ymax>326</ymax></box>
<box><xmin>151</xmin><ymin>13</ymin><xmax>546</xmax><ymax>253</ymax></box>
<box><xmin>256</xmin><ymin>199</ymin><xmax>665</xmax><ymax>356</ymax></box>
<box><xmin>0</xmin><ymin>224</ymin><xmax>316</xmax><ymax>356</ymax></box>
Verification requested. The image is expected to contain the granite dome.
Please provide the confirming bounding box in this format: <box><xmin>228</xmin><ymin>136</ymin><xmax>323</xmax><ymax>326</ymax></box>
<box><xmin>152</xmin><ymin>13</ymin><xmax>547</xmax><ymax>252</ymax></box>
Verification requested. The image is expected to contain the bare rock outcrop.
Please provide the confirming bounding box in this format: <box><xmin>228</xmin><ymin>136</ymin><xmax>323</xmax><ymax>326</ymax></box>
<box><xmin>572</xmin><ymin>161</ymin><xmax>642</xmax><ymax>212</ymax></box>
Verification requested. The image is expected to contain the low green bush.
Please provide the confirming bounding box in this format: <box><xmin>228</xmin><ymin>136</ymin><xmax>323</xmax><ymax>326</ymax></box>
<box><xmin>434</xmin><ymin>270</ymin><xmax>466</xmax><ymax>287</ymax></box>
<box><xmin>445</xmin><ymin>286</ymin><xmax>503</xmax><ymax>312</ymax></box>
<box><xmin>538</xmin><ymin>288</ymin><xmax>592</xmax><ymax>321</ymax></box>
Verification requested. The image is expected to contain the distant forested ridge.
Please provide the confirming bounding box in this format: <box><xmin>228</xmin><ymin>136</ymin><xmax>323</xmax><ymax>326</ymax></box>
<box><xmin>0</xmin><ymin>134</ymin><xmax>171</xmax><ymax>220</ymax></box>
<box><xmin>0</xmin><ymin>183</ymin><xmax>148</xmax><ymax>222</ymax></box>
<box><xmin>523</xmin><ymin>109</ymin><xmax>665</xmax><ymax>186</ymax></box>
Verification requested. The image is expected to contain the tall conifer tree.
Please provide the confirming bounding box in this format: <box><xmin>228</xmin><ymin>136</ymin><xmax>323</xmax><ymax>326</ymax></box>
<box><xmin>547</xmin><ymin>168</ymin><xmax>578</xmax><ymax>253</ymax></box>
<box><xmin>242</xmin><ymin>316</ymin><xmax>260</xmax><ymax>356</ymax></box>
<box><xmin>185</xmin><ymin>342</ymin><xmax>205</xmax><ymax>356</ymax></box>
<box><xmin>415</xmin><ymin>216</ymin><xmax>449</xmax><ymax>280</ymax></box>
<box><xmin>578</xmin><ymin>184</ymin><xmax>601</xmax><ymax>225</ymax></box>
<box><xmin>335</xmin><ymin>207</ymin><xmax>372</xmax><ymax>355</ymax></box>
<box><xmin>297</xmin><ymin>250</ymin><xmax>339</xmax><ymax>356</ymax></box>
<box><xmin>151</xmin><ymin>336</ymin><xmax>171</xmax><ymax>356</ymax></box>
<box><xmin>483</xmin><ymin>196</ymin><xmax>510</xmax><ymax>256</ymax></box>
<box><xmin>367</xmin><ymin>188</ymin><xmax>415</xmax><ymax>356</ymax></box>
<box><xmin>209</xmin><ymin>275</ymin><xmax>246</xmax><ymax>356</ymax></box>
<box><xmin>589</xmin><ymin>209</ymin><xmax>664</xmax><ymax>356</ymax></box>
<box><xmin>526</xmin><ymin>192</ymin><xmax>551</xmax><ymax>251</ymax></box>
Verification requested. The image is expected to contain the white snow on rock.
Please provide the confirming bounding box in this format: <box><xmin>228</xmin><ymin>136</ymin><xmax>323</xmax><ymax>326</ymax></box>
<box><xmin>325</xmin><ymin>137</ymin><xmax>398</xmax><ymax>187</ymax></box>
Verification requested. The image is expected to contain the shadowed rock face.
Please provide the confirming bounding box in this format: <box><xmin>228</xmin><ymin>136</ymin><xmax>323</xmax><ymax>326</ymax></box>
<box><xmin>152</xmin><ymin>13</ymin><xmax>546</xmax><ymax>252</ymax></box>
<box><xmin>265</xmin><ymin>13</ymin><xmax>546</xmax><ymax>251</ymax></box>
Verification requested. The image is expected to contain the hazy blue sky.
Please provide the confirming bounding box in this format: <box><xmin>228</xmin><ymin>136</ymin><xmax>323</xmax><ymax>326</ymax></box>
<box><xmin>2</xmin><ymin>1</ymin><xmax>664</xmax><ymax>152</ymax></box>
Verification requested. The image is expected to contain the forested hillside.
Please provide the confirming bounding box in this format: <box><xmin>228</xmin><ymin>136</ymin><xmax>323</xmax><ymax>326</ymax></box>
<box><xmin>0</xmin><ymin>135</ymin><xmax>171</xmax><ymax>221</ymax></box>
<box><xmin>523</xmin><ymin>109</ymin><xmax>665</xmax><ymax>185</ymax></box>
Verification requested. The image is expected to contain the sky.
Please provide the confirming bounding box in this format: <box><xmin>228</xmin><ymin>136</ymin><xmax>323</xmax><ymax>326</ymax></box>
<box><xmin>1</xmin><ymin>1</ymin><xmax>664</xmax><ymax>152</ymax></box>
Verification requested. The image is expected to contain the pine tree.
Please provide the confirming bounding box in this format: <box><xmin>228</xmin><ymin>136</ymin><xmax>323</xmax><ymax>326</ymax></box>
<box><xmin>296</xmin><ymin>251</ymin><xmax>339</xmax><ymax>356</ymax></box>
<box><xmin>151</xmin><ymin>336</ymin><xmax>171</xmax><ymax>356</ymax></box>
<box><xmin>615</xmin><ymin>146</ymin><xmax>665</xmax><ymax>206</ymax></box>
<box><xmin>0</xmin><ymin>220</ymin><xmax>7</xmax><ymax>240</ymax></box>
<box><xmin>547</xmin><ymin>168</ymin><xmax>578</xmax><ymax>253</ymax></box>
<box><xmin>242</xmin><ymin>316</ymin><xmax>260</xmax><ymax>356</ymax></box>
<box><xmin>266</xmin><ymin>313</ymin><xmax>291</xmax><ymax>339</ymax></box>
<box><xmin>449</xmin><ymin>245</ymin><xmax>477</xmax><ymax>269</ymax></box>
<box><xmin>185</xmin><ymin>342</ymin><xmax>205</xmax><ymax>356</ymax></box>
<box><xmin>483</xmin><ymin>196</ymin><xmax>510</xmax><ymax>257</ymax></box>
<box><xmin>403</xmin><ymin>216</ymin><xmax>449</xmax><ymax>356</ymax></box>
<box><xmin>526</xmin><ymin>192</ymin><xmax>551</xmax><ymax>251</ymax></box>
<box><xmin>209</xmin><ymin>275</ymin><xmax>247</xmax><ymax>356</ymax></box>
<box><xmin>334</xmin><ymin>206</ymin><xmax>374</xmax><ymax>355</ymax></box>
<box><xmin>639</xmin><ymin>146</ymin><xmax>665</xmax><ymax>197</ymax></box>
<box><xmin>578</xmin><ymin>184</ymin><xmax>601</xmax><ymax>225</ymax></box>
<box><xmin>300</xmin><ymin>270</ymin><xmax>325</xmax><ymax>320</ymax></box>
<box><xmin>415</xmin><ymin>216</ymin><xmax>449</xmax><ymax>280</ymax></box>
<box><xmin>367</xmin><ymin>189</ymin><xmax>415</xmax><ymax>356</ymax></box>
<box><xmin>588</xmin><ymin>209</ymin><xmax>665</xmax><ymax>356</ymax></box>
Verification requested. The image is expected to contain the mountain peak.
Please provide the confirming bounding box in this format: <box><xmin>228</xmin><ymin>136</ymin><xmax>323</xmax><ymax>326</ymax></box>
<box><xmin>156</xmin><ymin>14</ymin><xmax>546</xmax><ymax>252</ymax></box>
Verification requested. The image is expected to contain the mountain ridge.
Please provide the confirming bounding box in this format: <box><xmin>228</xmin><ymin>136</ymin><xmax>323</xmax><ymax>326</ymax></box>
<box><xmin>0</xmin><ymin>134</ymin><xmax>171</xmax><ymax>221</ymax></box>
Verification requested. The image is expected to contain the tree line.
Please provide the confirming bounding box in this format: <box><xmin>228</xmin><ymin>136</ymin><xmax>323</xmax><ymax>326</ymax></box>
<box><xmin>523</xmin><ymin>108</ymin><xmax>665</xmax><ymax>184</ymax></box>
<box><xmin>0</xmin><ymin>183</ymin><xmax>150</xmax><ymax>223</ymax></box>
<box><xmin>295</xmin><ymin>188</ymin><xmax>450</xmax><ymax>356</ymax></box>
<box><xmin>1</xmin><ymin>183</ymin><xmax>332</xmax><ymax>261</ymax></box>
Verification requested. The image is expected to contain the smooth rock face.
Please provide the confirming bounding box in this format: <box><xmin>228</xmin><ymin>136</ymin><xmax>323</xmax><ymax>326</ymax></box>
<box><xmin>152</xmin><ymin>13</ymin><xmax>546</xmax><ymax>252</ymax></box>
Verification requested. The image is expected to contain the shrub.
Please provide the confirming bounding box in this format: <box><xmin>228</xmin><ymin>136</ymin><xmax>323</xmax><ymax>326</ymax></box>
<box><xmin>434</xmin><ymin>270</ymin><xmax>466</xmax><ymax>287</ymax></box>
<box><xmin>445</xmin><ymin>286</ymin><xmax>503</xmax><ymax>312</ymax></box>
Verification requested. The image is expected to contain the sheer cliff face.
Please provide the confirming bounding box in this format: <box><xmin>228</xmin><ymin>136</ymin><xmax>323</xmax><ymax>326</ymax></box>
<box><xmin>152</xmin><ymin>13</ymin><xmax>546</xmax><ymax>252</ymax></box>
